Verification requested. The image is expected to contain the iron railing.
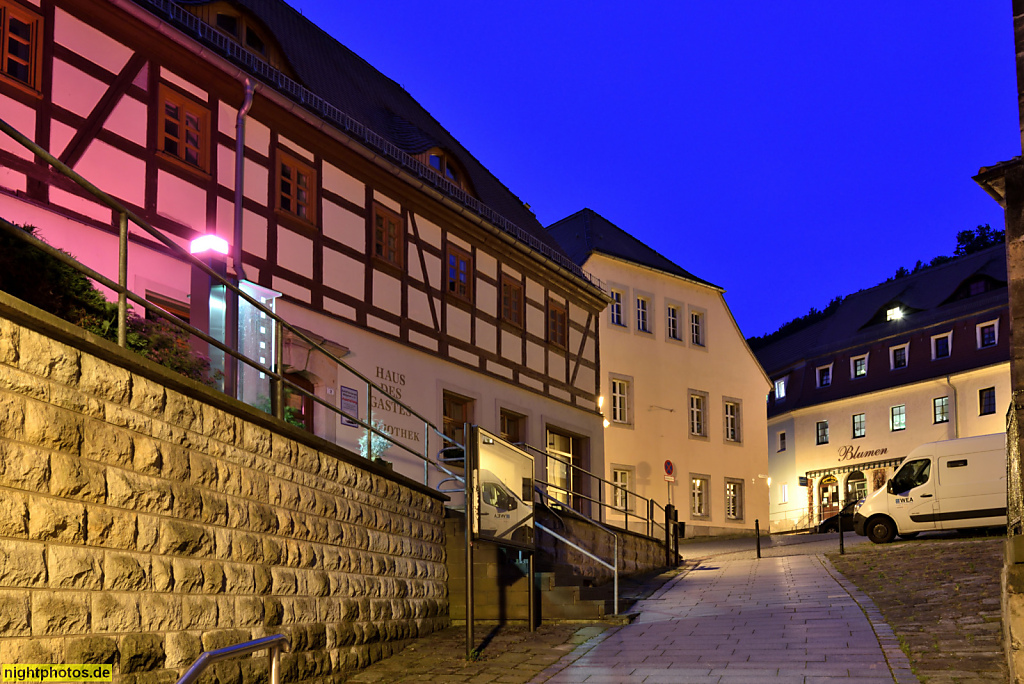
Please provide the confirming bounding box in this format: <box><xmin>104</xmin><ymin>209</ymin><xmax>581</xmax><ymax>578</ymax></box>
<box><xmin>176</xmin><ymin>635</ymin><xmax>289</xmax><ymax>684</ymax></box>
<box><xmin>0</xmin><ymin>116</ymin><xmax>465</xmax><ymax>489</ymax></box>
<box><xmin>536</xmin><ymin>485</ymin><xmax>619</xmax><ymax>615</ymax></box>
<box><xmin>518</xmin><ymin>442</ymin><xmax>661</xmax><ymax>536</ymax></box>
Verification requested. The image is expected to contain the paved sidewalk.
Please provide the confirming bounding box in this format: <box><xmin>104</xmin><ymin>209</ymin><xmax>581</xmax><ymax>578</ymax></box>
<box><xmin>531</xmin><ymin>555</ymin><xmax>917</xmax><ymax>683</ymax></box>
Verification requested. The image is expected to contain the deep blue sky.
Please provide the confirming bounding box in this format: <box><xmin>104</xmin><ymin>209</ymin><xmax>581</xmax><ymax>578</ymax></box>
<box><xmin>288</xmin><ymin>1</ymin><xmax>1018</xmax><ymax>339</ymax></box>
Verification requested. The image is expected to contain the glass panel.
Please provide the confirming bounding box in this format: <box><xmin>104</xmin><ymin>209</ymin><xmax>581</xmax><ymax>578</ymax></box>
<box><xmin>9</xmin><ymin>16</ymin><xmax>31</xmax><ymax>40</ymax></box>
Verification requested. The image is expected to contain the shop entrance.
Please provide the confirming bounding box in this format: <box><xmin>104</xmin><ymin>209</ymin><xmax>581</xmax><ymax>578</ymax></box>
<box><xmin>819</xmin><ymin>474</ymin><xmax>840</xmax><ymax>521</ymax></box>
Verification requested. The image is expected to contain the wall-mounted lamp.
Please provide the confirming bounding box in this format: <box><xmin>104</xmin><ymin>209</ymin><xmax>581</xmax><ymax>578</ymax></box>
<box><xmin>190</xmin><ymin>234</ymin><xmax>229</xmax><ymax>255</ymax></box>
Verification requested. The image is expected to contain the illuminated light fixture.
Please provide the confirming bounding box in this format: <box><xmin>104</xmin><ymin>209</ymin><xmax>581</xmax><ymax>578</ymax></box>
<box><xmin>597</xmin><ymin>395</ymin><xmax>604</xmax><ymax>409</ymax></box>
<box><xmin>886</xmin><ymin>306</ymin><xmax>903</xmax><ymax>321</ymax></box>
<box><xmin>602</xmin><ymin>418</ymin><xmax>610</xmax><ymax>428</ymax></box>
<box><xmin>190</xmin><ymin>234</ymin><xmax>229</xmax><ymax>255</ymax></box>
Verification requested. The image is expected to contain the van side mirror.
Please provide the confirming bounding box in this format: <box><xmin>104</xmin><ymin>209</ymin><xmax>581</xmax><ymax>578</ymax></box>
<box><xmin>886</xmin><ymin>479</ymin><xmax>894</xmax><ymax>495</ymax></box>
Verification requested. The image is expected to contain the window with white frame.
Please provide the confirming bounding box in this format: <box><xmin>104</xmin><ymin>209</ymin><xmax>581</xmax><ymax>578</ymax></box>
<box><xmin>816</xmin><ymin>420</ymin><xmax>829</xmax><ymax>445</ymax></box>
<box><xmin>779</xmin><ymin>482</ymin><xmax>789</xmax><ymax>504</ymax></box>
<box><xmin>890</xmin><ymin>404</ymin><xmax>906</xmax><ymax>431</ymax></box>
<box><xmin>933</xmin><ymin>396</ymin><xmax>949</xmax><ymax>424</ymax></box>
<box><xmin>612</xmin><ymin>466</ymin><xmax>634</xmax><ymax>511</ymax></box>
<box><xmin>890</xmin><ymin>343</ymin><xmax>909</xmax><ymax>370</ymax></box>
<box><xmin>689</xmin><ymin>307</ymin><xmax>706</xmax><ymax>347</ymax></box>
<box><xmin>977</xmin><ymin>320</ymin><xmax>999</xmax><ymax>349</ymax></box>
<box><xmin>690</xmin><ymin>475</ymin><xmax>709</xmax><ymax>517</ymax></box>
<box><xmin>610</xmin><ymin>377</ymin><xmax>630</xmax><ymax>424</ymax></box>
<box><xmin>636</xmin><ymin>296</ymin><xmax>651</xmax><ymax>333</ymax></box>
<box><xmin>778</xmin><ymin>431</ymin><xmax>787</xmax><ymax>452</ymax></box>
<box><xmin>609</xmin><ymin>289</ymin><xmax>625</xmax><ymax>326</ymax></box>
<box><xmin>816</xmin><ymin>363</ymin><xmax>833</xmax><ymax>388</ymax></box>
<box><xmin>931</xmin><ymin>331</ymin><xmax>952</xmax><ymax>360</ymax></box>
<box><xmin>850</xmin><ymin>353</ymin><xmax>868</xmax><ymax>379</ymax></box>
<box><xmin>852</xmin><ymin>413</ymin><xmax>865</xmax><ymax>439</ymax></box>
<box><xmin>723</xmin><ymin>399</ymin><xmax>741</xmax><ymax>442</ymax></box>
<box><xmin>774</xmin><ymin>377</ymin><xmax>787</xmax><ymax>400</ymax></box>
<box><xmin>725</xmin><ymin>479</ymin><xmax>743</xmax><ymax>520</ymax></box>
<box><xmin>667</xmin><ymin>305</ymin><xmax>681</xmax><ymax>341</ymax></box>
<box><xmin>689</xmin><ymin>391</ymin><xmax>708</xmax><ymax>437</ymax></box>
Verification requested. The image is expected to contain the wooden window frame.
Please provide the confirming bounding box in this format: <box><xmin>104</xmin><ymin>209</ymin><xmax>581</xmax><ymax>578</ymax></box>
<box><xmin>276</xmin><ymin>150</ymin><xmax>317</xmax><ymax>225</ymax></box>
<box><xmin>547</xmin><ymin>300</ymin><xmax>567</xmax><ymax>349</ymax></box>
<box><xmin>500</xmin><ymin>274</ymin><xmax>524</xmax><ymax>328</ymax></box>
<box><xmin>446</xmin><ymin>244</ymin><xmax>473</xmax><ymax>303</ymax></box>
<box><xmin>0</xmin><ymin>0</ymin><xmax>43</xmax><ymax>96</ymax></box>
<box><xmin>372</xmin><ymin>202</ymin><xmax>404</xmax><ymax>269</ymax></box>
<box><xmin>499</xmin><ymin>409</ymin><xmax>524</xmax><ymax>444</ymax></box>
<box><xmin>158</xmin><ymin>84</ymin><xmax>211</xmax><ymax>174</ymax></box>
<box><xmin>442</xmin><ymin>391</ymin><xmax>474</xmax><ymax>446</ymax></box>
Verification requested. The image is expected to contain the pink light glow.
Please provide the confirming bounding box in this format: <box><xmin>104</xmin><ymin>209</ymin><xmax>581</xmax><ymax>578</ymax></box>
<box><xmin>190</xmin><ymin>234</ymin><xmax>229</xmax><ymax>255</ymax></box>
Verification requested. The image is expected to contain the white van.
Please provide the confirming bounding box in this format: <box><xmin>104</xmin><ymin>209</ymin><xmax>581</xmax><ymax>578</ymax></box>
<box><xmin>852</xmin><ymin>433</ymin><xmax>1007</xmax><ymax>543</ymax></box>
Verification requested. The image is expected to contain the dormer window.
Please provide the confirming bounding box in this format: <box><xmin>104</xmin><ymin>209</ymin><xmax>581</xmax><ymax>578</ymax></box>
<box><xmin>428</xmin><ymin>151</ymin><xmax>461</xmax><ymax>186</ymax></box>
<box><xmin>886</xmin><ymin>306</ymin><xmax>902</xmax><ymax>321</ymax></box>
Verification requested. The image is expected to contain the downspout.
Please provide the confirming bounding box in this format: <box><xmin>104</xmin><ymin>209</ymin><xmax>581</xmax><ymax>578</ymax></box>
<box><xmin>233</xmin><ymin>78</ymin><xmax>255</xmax><ymax>282</ymax></box>
<box><xmin>946</xmin><ymin>375</ymin><xmax>960</xmax><ymax>439</ymax></box>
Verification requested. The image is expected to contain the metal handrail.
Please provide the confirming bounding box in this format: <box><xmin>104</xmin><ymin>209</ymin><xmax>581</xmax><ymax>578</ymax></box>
<box><xmin>516</xmin><ymin>442</ymin><xmax>655</xmax><ymax>515</ymax></box>
<box><xmin>0</xmin><ymin>116</ymin><xmax>467</xmax><ymax>486</ymax></box>
<box><xmin>535</xmin><ymin>485</ymin><xmax>618</xmax><ymax>615</ymax></box>
<box><xmin>176</xmin><ymin>635</ymin><xmax>289</xmax><ymax>684</ymax></box>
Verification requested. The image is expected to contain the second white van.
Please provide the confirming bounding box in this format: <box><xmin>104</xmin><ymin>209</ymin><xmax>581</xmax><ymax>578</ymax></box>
<box><xmin>852</xmin><ymin>433</ymin><xmax>1007</xmax><ymax>543</ymax></box>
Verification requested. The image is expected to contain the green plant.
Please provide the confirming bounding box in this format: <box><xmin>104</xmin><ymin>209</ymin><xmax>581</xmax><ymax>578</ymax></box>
<box><xmin>0</xmin><ymin>222</ymin><xmax>220</xmax><ymax>386</ymax></box>
<box><xmin>253</xmin><ymin>392</ymin><xmax>306</xmax><ymax>428</ymax></box>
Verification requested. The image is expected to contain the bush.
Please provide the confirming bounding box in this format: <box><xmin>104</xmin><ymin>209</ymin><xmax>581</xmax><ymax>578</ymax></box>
<box><xmin>0</xmin><ymin>223</ymin><xmax>220</xmax><ymax>386</ymax></box>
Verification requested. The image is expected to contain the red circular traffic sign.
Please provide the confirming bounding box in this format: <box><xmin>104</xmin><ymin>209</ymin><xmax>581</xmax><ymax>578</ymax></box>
<box><xmin>664</xmin><ymin>460</ymin><xmax>674</xmax><ymax>476</ymax></box>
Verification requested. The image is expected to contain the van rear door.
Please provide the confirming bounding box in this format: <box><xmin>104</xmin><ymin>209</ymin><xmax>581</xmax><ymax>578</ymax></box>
<box><xmin>935</xmin><ymin>453</ymin><xmax>1007</xmax><ymax>529</ymax></box>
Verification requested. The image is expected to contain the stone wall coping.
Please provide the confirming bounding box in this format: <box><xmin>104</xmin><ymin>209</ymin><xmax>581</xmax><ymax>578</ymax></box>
<box><xmin>0</xmin><ymin>290</ymin><xmax>446</xmax><ymax>502</ymax></box>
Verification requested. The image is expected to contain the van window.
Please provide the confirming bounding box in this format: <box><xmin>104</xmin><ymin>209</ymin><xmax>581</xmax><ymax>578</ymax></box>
<box><xmin>891</xmin><ymin>458</ymin><xmax>931</xmax><ymax>493</ymax></box>
<box><xmin>946</xmin><ymin>459</ymin><xmax>968</xmax><ymax>468</ymax></box>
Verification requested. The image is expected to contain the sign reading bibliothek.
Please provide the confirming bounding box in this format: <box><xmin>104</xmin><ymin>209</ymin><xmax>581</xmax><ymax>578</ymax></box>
<box><xmin>339</xmin><ymin>386</ymin><xmax>359</xmax><ymax>427</ymax></box>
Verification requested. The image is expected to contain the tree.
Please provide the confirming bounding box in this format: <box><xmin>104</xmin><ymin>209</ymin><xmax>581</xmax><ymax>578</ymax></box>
<box><xmin>954</xmin><ymin>224</ymin><xmax>1004</xmax><ymax>256</ymax></box>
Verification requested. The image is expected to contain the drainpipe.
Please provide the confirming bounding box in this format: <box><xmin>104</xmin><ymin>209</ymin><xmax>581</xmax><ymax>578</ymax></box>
<box><xmin>233</xmin><ymin>78</ymin><xmax>255</xmax><ymax>281</ymax></box>
<box><xmin>946</xmin><ymin>375</ymin><xmax>960</xmax><ymax>439</ymax></box>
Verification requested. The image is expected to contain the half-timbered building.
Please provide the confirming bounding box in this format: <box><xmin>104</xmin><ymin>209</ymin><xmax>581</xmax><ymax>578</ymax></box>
<box><xmin>0</xmin><ymin>0</ymin><xmax>609</xmax><ymax>486</ymax></box>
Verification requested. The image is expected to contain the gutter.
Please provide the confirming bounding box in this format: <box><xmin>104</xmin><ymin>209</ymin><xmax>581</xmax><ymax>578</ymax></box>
<box><xmin>232</xmin><ymin>77</ymin><xmax>254</xmax><ymax>281</ymax></box>
<box><xmin>110</xmin><ymin>0</ymin><xmax>609</xmax><ymax>308</ymax></box>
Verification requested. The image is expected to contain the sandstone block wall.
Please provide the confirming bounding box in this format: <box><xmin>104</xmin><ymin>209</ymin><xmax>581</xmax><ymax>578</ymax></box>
<box><xmin>535</xmin><ymin>508</ymin><xmax>666</xmax><ymax>584</ymax></box>
<box><xmin>0</xmin><ymin>306</ymin><xmax>448</xmax><ymax>683</ymax></box>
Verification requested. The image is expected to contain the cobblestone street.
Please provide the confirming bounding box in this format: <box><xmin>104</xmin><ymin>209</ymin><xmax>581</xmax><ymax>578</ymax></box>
<box><xmin>827</xmin><ymin>536</ymin><xmax>1006</xmax><ymax>684</ymax></box>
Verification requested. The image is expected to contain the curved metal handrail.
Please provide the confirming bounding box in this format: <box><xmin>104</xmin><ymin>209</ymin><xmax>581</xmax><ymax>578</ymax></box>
<box><xmin>176</xmin><ymin>635</ymin><xmax>289</xmax><ymax>684</ymax></box>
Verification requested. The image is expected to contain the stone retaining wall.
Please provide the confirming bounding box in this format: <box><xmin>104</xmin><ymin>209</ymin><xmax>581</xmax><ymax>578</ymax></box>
<box><xmin>0</xmin><ymin>294</ymin><xmax>448</xmax><ymax>682</ymax></box>
<box><xmin>536</xmin><ymin>507</ymin><xmax>666</xmax><ymax>583</ymax></box>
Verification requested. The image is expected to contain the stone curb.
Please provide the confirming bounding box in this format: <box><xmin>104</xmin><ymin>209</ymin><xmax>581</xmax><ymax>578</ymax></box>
<box><xmin>817</xmin><ymin>553</ymin><xmax>920</xmax><ymax>683</ymax></box>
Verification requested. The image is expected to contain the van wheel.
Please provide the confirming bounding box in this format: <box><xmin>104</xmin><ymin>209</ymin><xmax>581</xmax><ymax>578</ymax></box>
<box><xmin>898</xmin><ymin>532</ymin><xmax>919</xmax><ymax>540</ymax></box>
<box><xmin>867</xmin><ymin>517</ymin><xmax>896</xmax><ymax>544</ymax></box>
